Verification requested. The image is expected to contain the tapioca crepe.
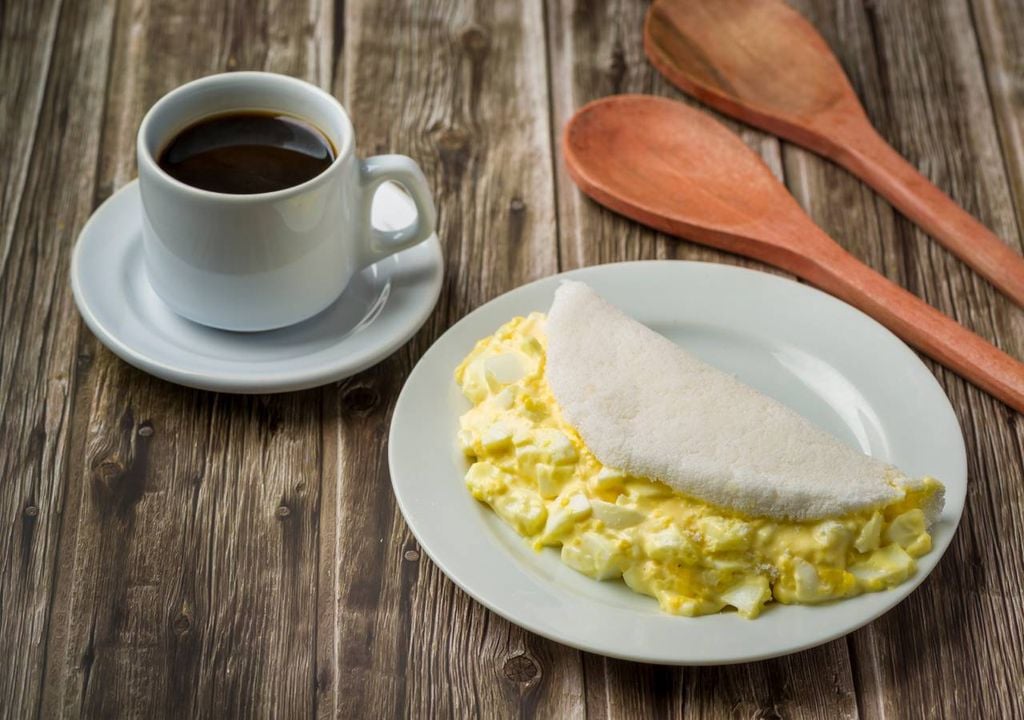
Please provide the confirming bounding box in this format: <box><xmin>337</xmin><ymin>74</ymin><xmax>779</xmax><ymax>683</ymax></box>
<box><xmin>545</xmin><ymin>281</ymin><xmax>943</xmax><ymax>522</ymax></box>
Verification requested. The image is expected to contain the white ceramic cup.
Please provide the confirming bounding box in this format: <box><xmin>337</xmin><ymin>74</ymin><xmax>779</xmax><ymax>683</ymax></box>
<box><xmin>137</xmin><ymin>72</ymin><xmax>437</xmax><ymax>331</ymax></box>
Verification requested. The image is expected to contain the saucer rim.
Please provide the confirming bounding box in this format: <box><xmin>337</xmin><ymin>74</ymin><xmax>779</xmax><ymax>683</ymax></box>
<box><xmin>71</xmin><ymin>180</ymin><xmax>444</xmax><ymax>393</ymax></box>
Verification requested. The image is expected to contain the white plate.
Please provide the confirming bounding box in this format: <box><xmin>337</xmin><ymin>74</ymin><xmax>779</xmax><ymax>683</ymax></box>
<box><xmin>71</xmin><ymin>180</ymin><xmax>443</xmax><ymax>393</ymax></box>
<box><xmin>389</xmin><ymin>261</ymin><xmax>967</xmax><ymax>665</ymax></box>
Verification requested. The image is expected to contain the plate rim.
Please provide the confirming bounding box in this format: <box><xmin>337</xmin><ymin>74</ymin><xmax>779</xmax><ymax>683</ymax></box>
<box><xmin>389</xmin><ymin>260</ymin><xmax>967</xmax><ymax>665</ymax></box>
<box><xmin>71</xmin><ymin>179</ymin><xmax>444</xmax><ymax>393</ymax></box>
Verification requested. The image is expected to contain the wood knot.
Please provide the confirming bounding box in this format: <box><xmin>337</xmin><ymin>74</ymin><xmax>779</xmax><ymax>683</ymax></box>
<box><xmin>433</xmin><ymin>126</ymin><xmax>472</xmax><ymax>184</ymax></box>
<box><xmin>90</xmin><ymin>452</ymin><xmax>147</xmax><ymax>518</ymax></box>
<box><xmin>137</xmin><ymin>421</ymin><xmax>154</xmax><ymax>437</ymax></box>
<box><xmin>341</xmin><ymin>385</ymin><xmax>379</xmax><ymax>415</ymax></box>
<box><xmin>458</xmin><ymin>24</ymin><xmax>490</xmax><ymax>59</ymax></box>
<box><xmin>23</xmin><ymin>505</ymin><xmax>39</xmax><ymax>518</ymax></box>
<box><xmin>754</xmin><ymin>708</ymin><xmax>783</xmax><ymax>720</ymax></box>
<box><xmin>173</xmin><ymin>611</ymin><xmax>192</xmax><ymax>635</ymax></box>
<box><xmin>404</xmin><ymin>549</ymin><xmax>420</xmax><ymax>561</ymax></box>
<box><xmin>509</xmin><ymin>197</ymin><xmax>526</xmax><ymax>213</ymax></box>
<box><xmin>434</xmin><ymin>127</ymin><xmax>471</xmax><ymax>154</ymax></box>
<box><xmin>76</xmin><ymin>352</ymin><xmax>93</xmax><ymax>372</ymax></box>
<box><xmin>276</xmin><ymin>505</ymin><xmax>291</xmax><ymax>519</ymax></box>
<box><xmin>316</xmin><ymin>666</ymin><xmax>332</xmax><ymax>693</ymax></box>
<box><xmin>607</xmin><ymin>41</ymin><xmax>627</xmax><ymax>92</ymax></box>
<box><xmin>95</xmin><ymin>460</ymin><xmax>125</xmax><ymax>483</ymax></box>
<box><xmin>1004</xmin><ymin>407</ymin><xmax>1018</xmax><ymax>427</ymax></box>
<box><xmin>502</xmin><ymin>653</ymin><xmax>540</xmax><ymax>684</ymax></box>
<box><xmin>257</xmin><ymin>400</ymin><xmax>283</xmax><ymax>434</ymax></box>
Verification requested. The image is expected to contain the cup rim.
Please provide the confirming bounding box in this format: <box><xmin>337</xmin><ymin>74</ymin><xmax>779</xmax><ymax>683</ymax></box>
<box><xmin>137</xmin><ymin>71</ymin><xmax>355</xmax><ymax>203</ymax></box>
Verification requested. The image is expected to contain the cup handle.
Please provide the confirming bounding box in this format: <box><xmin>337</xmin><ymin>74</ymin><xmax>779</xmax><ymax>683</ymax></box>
<box><xmin>357</xmin><ymin>155</ymin><xmax>437</xmax><ymax>268</ymax></box>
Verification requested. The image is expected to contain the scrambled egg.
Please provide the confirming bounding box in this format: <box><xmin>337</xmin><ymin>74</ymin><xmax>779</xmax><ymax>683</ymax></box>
<box><xmin>455</xmin><ymin>314</ymin><xmax>943</xmax><ymax>619</ymax></box>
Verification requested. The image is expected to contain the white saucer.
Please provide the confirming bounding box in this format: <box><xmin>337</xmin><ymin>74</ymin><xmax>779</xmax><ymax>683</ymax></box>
<box><xmin>71</xmin><ymin>180</ymin><xmax>443</xmax><ymax>393</ymax></box>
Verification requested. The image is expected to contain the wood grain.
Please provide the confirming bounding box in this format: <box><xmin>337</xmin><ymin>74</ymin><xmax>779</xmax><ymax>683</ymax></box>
<box><xmin>0</xmin><ymin>0</ymin><xmax>1022</xmax><ymax>718</ymax></box>
<box><xmin>970</xmin><ymin>0</ymin><xmax>1024</xmax><ymax>275</ymax></box>
<box><xmin>39</xmin><ymin>0</ymin><xmax>330</xmax><ymax>717</ymax></box>
<box><xmin>0</xmin><ymin>0</ymin><xmax>114</xmax><ymax>716</ymax></box>
<box><xmin>316</xmin><ymin>1</ymin><xmax>582</xmax><ymax>718</ymax></box>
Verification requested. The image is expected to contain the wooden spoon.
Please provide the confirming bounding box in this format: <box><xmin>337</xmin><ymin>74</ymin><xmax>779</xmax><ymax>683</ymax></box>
<box><xmin>563</xmin><ymin>95</ymin><xmax>1024</xmax><ymax>413</ymax></box>
<box><xmin>643</xmin><ymin>0</ymin><xmax>1024</xmax><ymax>307</ymax></box>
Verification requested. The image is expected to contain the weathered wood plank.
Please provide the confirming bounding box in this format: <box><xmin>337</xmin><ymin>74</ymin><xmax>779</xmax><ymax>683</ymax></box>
<box><xmin>810</xmin><ymin>1</ymin><xmax>1023</xmax><ymax>717</ymax></box>
<box><xmin>0</xmin><ymin>0</ymin><xmax>61</xmax><ymax>261</ymax></box>
<box><xmin>316</xmin><ymin>1</ymin><xmax>586</xmax><ymax>717</ymax></box>
<box><xmin>546</xmin><ymin>0</ymin><xmax>860</xmax><ymax>718</ymax></box>
<box><xmin>968</xmin><ymin>0</ymin><xmax>1024</xmax><ymax>252</ymax></box>
<box><xmin>40</xmin><ymin>0</ymin><xmax>331</xmax><ymax>717</ymax></box>
<box><xmin>580</xmin><ymin>641</ymin><xmax>859</xmax><ymax>719</ymax></box>
<box><xmin>0</xmin><ymin>0</ymin><xmax>115</xmax><ymax>717</ymax></box>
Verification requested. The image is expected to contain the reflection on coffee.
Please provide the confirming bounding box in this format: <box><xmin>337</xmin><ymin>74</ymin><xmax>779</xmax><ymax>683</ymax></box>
<box><xmin>157</xmin><ymin>111</ymin><xmax>335</xmax><ymax>194</ymax></box>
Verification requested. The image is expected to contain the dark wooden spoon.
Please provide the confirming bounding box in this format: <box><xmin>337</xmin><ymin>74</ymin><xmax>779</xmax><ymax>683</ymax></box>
<box><xmin>563</xmin><ymin>95</ymin><xmax>1024</xmax><ymax>413</ymax></box>
<box><xmin>644</xmin><ymin>0</ymin><xmax>1024</xmax><ymax>307</ymax></box>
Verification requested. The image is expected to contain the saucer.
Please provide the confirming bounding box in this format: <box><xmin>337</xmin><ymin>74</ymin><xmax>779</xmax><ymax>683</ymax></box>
<box><xmin>71</xmin><ymin>180</ymin><xmax>443</xmax><ymax>393</ymax></box>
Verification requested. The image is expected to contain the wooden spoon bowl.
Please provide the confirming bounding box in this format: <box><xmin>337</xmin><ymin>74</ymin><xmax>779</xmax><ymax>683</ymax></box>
<box><xmin>644</xmin><ymin>0</ymin><xmax>1024</xmax><ymax>307</ymax></box>
<box><xmin>564</xmin><ymin>95</ymin><xmax>1024</xmax><ymax>413</ymax></box>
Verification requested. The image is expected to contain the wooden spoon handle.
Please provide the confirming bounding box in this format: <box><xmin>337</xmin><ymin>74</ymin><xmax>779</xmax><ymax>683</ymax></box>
<box><xmin>797</xmin><ymin>238</ymin><xmax>1024</xmax><ymax>412</ymax></box>
<box><xmin>837</xmin><ymin>126</ymin><xmax>1024</xmax><ymax>307</ymax></box>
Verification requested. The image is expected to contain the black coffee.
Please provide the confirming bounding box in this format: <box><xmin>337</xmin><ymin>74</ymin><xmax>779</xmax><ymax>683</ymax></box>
<box><xmin>157</xmin><ymin>111</ymin><xmax>335</xmax><ymax>194</ymax></box>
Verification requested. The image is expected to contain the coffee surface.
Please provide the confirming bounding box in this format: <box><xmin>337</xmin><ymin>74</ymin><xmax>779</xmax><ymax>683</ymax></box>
<box><xmin>157</xmin><ymin>111</ymin><xmax>335</xmax><ymax>194</ymax></box>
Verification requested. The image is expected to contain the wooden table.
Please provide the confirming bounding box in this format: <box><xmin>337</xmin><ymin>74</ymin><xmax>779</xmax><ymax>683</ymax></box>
<box><xmin>3</xmin><ymin>0</ymin><xmax>1023</xmax><ymax>717</ymax></box>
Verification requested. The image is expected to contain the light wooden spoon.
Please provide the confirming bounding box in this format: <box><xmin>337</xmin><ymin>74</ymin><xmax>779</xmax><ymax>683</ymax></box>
<box><xmin>563</xmin><ymin>95</ymin><xmax>1024</xmax><ymax>413</ymax></box>
<box><xmin>644</xmin><ymin>0</ymin><xmax>1024</xmax><ymax>307</ymax></box>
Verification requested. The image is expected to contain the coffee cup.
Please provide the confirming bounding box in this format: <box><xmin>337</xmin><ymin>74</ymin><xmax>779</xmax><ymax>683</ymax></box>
<box><xmin>137</xmin><ymin>71</ymin><xmax>436</xmax><ymax>331</ymax></box>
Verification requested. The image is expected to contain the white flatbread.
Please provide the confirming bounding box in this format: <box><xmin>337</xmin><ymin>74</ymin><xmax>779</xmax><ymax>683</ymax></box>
<box><xmin>545</xmin><ymin>281</ymin><xmax>934</xmax><ymax>521</ymax></box>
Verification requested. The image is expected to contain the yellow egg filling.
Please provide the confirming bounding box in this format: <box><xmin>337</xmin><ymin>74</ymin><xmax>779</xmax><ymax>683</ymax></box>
<box><xmin>455</xmin><ymin>314</ymin><xmax>942</xmax><ymax>619</ymax></box>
